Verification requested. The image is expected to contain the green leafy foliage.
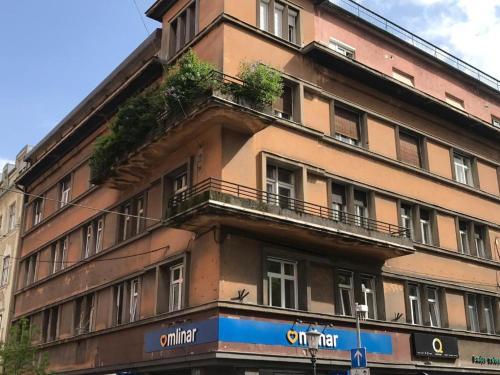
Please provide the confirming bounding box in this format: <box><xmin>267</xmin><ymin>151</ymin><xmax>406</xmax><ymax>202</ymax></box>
<box><xmin>236</xmin><ymin>61</ymin><xmax>284</xmax><ymax>110</ymax></box>
<box><xmin>0</xmin><ymin>319</ymin><xmax>50</xmax><ymax>375</ymax></box>
<box><xmin>89</xmin><ymin>51</ymin><xmax>283</xmax><ymax>184</ymax></box>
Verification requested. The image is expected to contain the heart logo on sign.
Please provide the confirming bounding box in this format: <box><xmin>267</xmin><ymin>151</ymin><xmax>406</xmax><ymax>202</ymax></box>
<box><xmin>287</xmin><ymin>329</ymin><xmax>299</xmax><ymax>344</ymax></box>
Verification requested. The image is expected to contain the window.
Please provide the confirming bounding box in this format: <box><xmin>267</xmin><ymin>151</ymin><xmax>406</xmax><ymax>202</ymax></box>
<box><xmin>169</xmin><ymin>264</ymin><xmax>184</xmax><ymax>312</ymax></box>
<box><xmin>329</xmin><ymin>38</ymin><xmax>355</xmax><ymax>59</ymax></box>
<box><xmin>331</xmin><ymin>183</ymin><xmax>347</xmax><ymax>222</ymax></box>
<box><xmin>1</xmin><ymin>256</ymin><xmax>10</xmax><ymax>286</ymax></box>
<box><xmin>267</xmin><ymin>258</ymin><xmax>297</xmax><ymax>309</ymax></box>
<box><xmin>52</xmin><ymin>236</ymin><xmax>69</xmax><ymax>274</ymax></box>
<box><xmin>334</xmin><ymin>106</ymin><xmax>361</xmax><ymax>146</ymax></box>
<box><xmin>129</xmin><ymin>278</ymin><xmax>140</xmax><ymax>323</ymax></box>
<box><xmin>458</xmin><ymin>220</ymin><xmax>470</xmax><ymax>255</ymax></box>
<box><xmin>96</xmin><ymin>219</ymin><xmax>104</xmax><ymax>253</ymax></box>
<box><xmin>259</xmin><ymin>0</ymin><xmax>270</xmax><ymax>31</ymax></box>
<box><xmin>274</xmin><ymin>2</ymin><xmax>284</xmax><ymax>37</ymax></box>
<box><xmin>353</xmin><ymin>190</ymin><xmax>368</xmax><ymax>228</ymax></box>
<box><xmin>361</xmin><ymin>276</ymin><xmax>377</xmax><ymax>319</ymax></box>
<box><xmin>398</xmin><ymin>132</ymin><xmax>421</xmax><ymax>167</ymax></box>
<box><xmin>7</xmin><ymin>203</ymin><xmax>16</xmax><ymax>231</ymax></box>
<box><xmin>467</xmin><ymin>294</ymin><xmax>480</xmax><ymax>332</ymax></box>
<box><xmin>114</xmin><ymin>278</ymin><xmax>141</xmax><ymax>325</ymax></box>
<box><xmin>75</xmin><ymin>294</ymin><xmax>95</xmax><ymax>335</ymax></box>
<box><xmin>288</xmin><ymin>9</ymin><xmax>298</xmax><ymax>44</ymax></box>
<box><xmin>33</xmin><ymin>198</ymin><xmax>43</xmax><ymax>225</ymax></box>
<box><xmin>173</xmin><ymin>170</ymin><xmax>188</xmax><ymax>196</ymax></box>
<box><xmin>453</xmin><ymin>153</ymin><xmax>473</xmax><ymax>186</ymax></box>
<box><xmin>445</xmin><ymin>93</ymin><xmax>464</xmax><ymax>110</ymax></box>
<box><xmin>392</xmin><ymin>68</ymin><xmax>414</xmax><ymax>87</ymax></box>
<box><xmin>135</xmin><ymin>196</ymin><xmax>145</xmax><ymax>235</ymax></box>
<box><xmin>337</xmin><ymin>271</ymin><xmax>354</xmax><ymax>316</ymax></box>
<box><xmin>427</xmin><ymin>287</ymin><xmax>441</xmax><ymax>327</ymax></box>
<box><xmin>121</xmin><ymin>203</ymin><xmax>132</xmax><ymax>241</ymax></box>
<box><xmin>274</xmin><ymin>83</ymin><xmax>295</xmax><ymax>120</ymax></box>
<box><xmin>24</xmin><ymin>253</ymin><xmax>38</xmax><ymax>287</ymax></box>
<box><xmin>419</xmin><ymin>210</ymin><xmax>433</xmax><ymax>245</ymax></box>
<box><xmin>266</xmin><ymin>164</ymin><xmax>295</xmax><ymax>209</ymax></box>
<box><xmin>408</xmin><ymin>284</ymin><xmax>421</xmax><ymax>325</ymax></box>
<box><xmin>400</xmin><ymin>204</ymin><xmax>413</xmax><ymax>239</ymax></box>
<box><xmin>474</xmin><ymin>226</ymin><xmax>486</xmax><ymax>258</ymax></box>
<box><xmin>84</xmin><ymin>224</ymin><xmax>93</xmax><ymax>259</ymax></box>
<box><xmin>483</xmin><ymin>297</ymin><xmax>495</xmax><ymax>334</ymax></box>
<box><xmin>59</xmin><ymin>176</ymin><xmax>71</xmax><ymax>208</ymax></box>
<box><xmin>114</xmin><ymin>284</ymin><xmax>124</xmax><ymax>325</ymax></box>
<box><xmin>493</xmin><ymin>116</ymin><xmax>500</xmax><ymax>128</ymax></box>
<box><xmin>42</xmin><ymin>306</ymin><xmax>59</xmax><ymax>343</ymax></box>
<box><xmin>168</xmin><ymin>1</ymin><xmax>197</xmax><ymax>57</ymax></box>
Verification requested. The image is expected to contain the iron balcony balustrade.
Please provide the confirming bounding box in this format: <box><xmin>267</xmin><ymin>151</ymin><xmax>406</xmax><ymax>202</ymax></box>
<box><xmin>166</xmin><ymin>178</ymin><xmax>414</xmax><ymax>260</ymax></box>
<box><xmin>327</xmin><ymin>0</ymin><xmax>500</xmax><ymax>92</ymax></box>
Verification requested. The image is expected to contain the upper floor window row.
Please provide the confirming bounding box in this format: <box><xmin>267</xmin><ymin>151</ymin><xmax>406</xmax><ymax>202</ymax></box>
<box><xmin>259</xmin><ymin>0</ymin><xmax>299</xmax><ymax>45</ymax></box>
<box><xmin>168</xmin><ymin>1</ymin><xmax>197</xmax><ymax>58</ymax></box>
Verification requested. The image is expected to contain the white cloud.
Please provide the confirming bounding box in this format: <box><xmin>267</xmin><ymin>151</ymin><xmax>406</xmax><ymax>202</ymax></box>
<box><xmin>402</xmin><ymin>0</ymin><xmax>500</xmax><ymax>80</ymax></box>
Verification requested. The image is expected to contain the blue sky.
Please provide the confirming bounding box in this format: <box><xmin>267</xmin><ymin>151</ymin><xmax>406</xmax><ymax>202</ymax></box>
<box><xmin>0</xmin><ymin>0</ymin><xmax>499</xmax><ymax>168</ymax></box>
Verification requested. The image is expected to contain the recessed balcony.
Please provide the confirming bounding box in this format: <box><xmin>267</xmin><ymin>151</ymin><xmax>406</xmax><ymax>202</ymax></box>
<box><xmin>165</xmin><ymin>178</ymin><xmax>414</xmax><ymax>261</ymax></box>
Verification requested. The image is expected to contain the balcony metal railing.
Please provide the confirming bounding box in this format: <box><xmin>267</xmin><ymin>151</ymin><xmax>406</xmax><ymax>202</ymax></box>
<box><xmin>328</xmin><ymin>0</ymin><xmax>500</xmax><ymax>92</ymax></box>
<box><xmin>168</xmin><ymin>178</ymin><xmax>410</xmax><ymax>238</ymax></box>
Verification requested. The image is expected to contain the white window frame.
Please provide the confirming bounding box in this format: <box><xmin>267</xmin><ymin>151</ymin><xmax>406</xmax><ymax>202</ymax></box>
<box><xmin>338</xmin><ymin>270</ymin><xmax>354</xmax><ymax>316</ymax></box>
<box><xmin>483</xmin><ymin>297</ymin><xmax>495</xmax><ymax>334</ymax></box>
<box><xmin>122</xmin><ymin>204</ymin><xmax>131</xmax><ymax>241</ymax></box>
<box><xmin>273</xmin><ymin>2</ymin><xmax>284</xmax><ymax>38</ymax></box>
<box><xmin>361</xmin><ymin>275</ymin><xmax>377</xmax><ymax>320</ymax></box>
<box><xmin>453</xmin><ymin>153</ymin><xmax>473</xmax><ymax>185</ymax></box>
<box><xmin>169</xmin><ymin>264</ymin><xmax>184</xmax><ymax>312</ymax></box>
<box><xmin>427</xmin><ymin>287</ymin><xmax>441</xmax><ymax>328</ymax></box>
<box><xmin>115</xmin><ymin>284</ymin><xmax>123</xmax><ymax>325</ymax></box>
<box><xmin>84</xmin><ymin>224</ymin><xmax>93</xmax><ymax>259</ymax></box>
<box><xmin>136</xmin><ymin>197</ymin><xmax>145</xmax><ymax>235</ymax></box>
<box><xmin>288</xmin><ymin>8</ymin><xmax>298</xmax><ymax>44</ymax></box>
<box><xmin>458</xmin><ymin>221</ymin><xmax>470</xmax><ymax>255</ymax></box>
<box><xmin>129</xmin><ymin>278</ymin><xmax>139</xmax><ymax>323</ymax></box>
<box><xmin>259</xmin><ymin>0</ymin><xmax>269</xmax><ymax>31</ymax></box>
<box><xmin>60</xmin><ymin>237</ymin><xmax>68</xmax><ymax>271</ymax></box>
<box><xmin>329</xmin><ymin>37</ymin><xmax>356</xmax><ymax>59</ymax></box>
<box><xmin>467</xmin><ymin>294</ymin><xmax>480</xmax><ymax>332</ymax></box>
<box><xmin>267</xmin><ymin>257</ymin><xmax>298</xmax><ymax>309</ymax></box>
<box><xmin>400</xmin><ymin>205</ymin><xmax>413</xmax><ymax>238</ymax></box>
<box><xmin>474</xmin><ymin>226</ymin><xmax>486</xmax><ymax>258</ymax></box>
<box><xmin>420</xmin><ymin>212</ymin><xmax>432</xmax><ymax>245</ymax></box>
<box><xmin>408</xmin><ymin>284</ymin><xmax>422</xmax><ymax>325</ymax></box>
<box><xmin>33</xmin><ymin>199</ymin><xmax>43</xmax><ymax>225</ymax></box>
<box><xmin>266</xmin><ymin>164</ymin><xmax>295</xmax><ymax>209</ymax></box>
<box><xmin>1</xmin><ymin>256</ymin><xmax>10</xmax><ymax>286</ymax></box>
<box><xmin>95</xmin><ymin>219</ymin><xmax>104</xmax><ymax>253</ymax></box>
<box><xmin>493</xmin><ymin>116</ymin><xmax>500</xmax><ymax>128</ymax></box>
<box><xmin>354</xmin><ymin>191</ymin><xmax>369</xmax><ymax>228</ymax></box>
<box><xmin>60</xmin><ymin>178</ymin><xmax>71</xmax><ymax>208</ymax></box>
<box><xmin>7</xmin><ymin>203</ymin><xmax>16</xmax><ymax>231</ymax></box>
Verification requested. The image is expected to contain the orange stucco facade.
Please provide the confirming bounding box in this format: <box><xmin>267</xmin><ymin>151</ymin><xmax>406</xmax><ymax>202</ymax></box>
<box><xmin>12</xmin><ymin>1</ymin><xmax>500</xmax><ymax>374</ymax></box>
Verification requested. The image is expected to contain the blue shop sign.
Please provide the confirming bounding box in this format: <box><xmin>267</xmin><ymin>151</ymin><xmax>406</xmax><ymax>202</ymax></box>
<box><xmin>144</xmin><ymin>317</ymin><xmax>393</xmax><ymax>355</ymax></box>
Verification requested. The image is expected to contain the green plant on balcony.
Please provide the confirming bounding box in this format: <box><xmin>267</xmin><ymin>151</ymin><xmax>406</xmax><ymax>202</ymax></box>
<box><xmin>234</xmin><ymin>61</ymin><xmax>284</xmax><ymax>110</ymax></box>
<box><xmin>89</xmin><ymin>51</ymin><xmax>283</xmax><ymax>185</ymax></box>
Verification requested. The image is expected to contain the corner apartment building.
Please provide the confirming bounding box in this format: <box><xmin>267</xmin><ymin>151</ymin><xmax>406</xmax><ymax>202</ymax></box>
<box><xmin>0</xmin><ymin>146</ymin><xmax>30</xmax><ymax>341</ymax></box>
<box><xmin>13</xmin><ymin>0</ymin><xmax>500</xmax><ymax>374</ymax></box>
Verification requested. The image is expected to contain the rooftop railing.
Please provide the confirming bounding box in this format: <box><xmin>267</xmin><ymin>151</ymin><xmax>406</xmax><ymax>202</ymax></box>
<box><xmin>168</xmin><ymin>177</ymin><xmax>410</xmax><ymax>238</ymax></box>
<box><xmin>328</xmin><ymin>0</ymin><xmax>500</xmax><ymax>92</ymax></box>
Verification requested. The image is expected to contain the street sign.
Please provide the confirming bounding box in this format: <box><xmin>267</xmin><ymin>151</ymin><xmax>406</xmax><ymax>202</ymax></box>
<box><xmin>351</xmin><ymin>369</ymin><xmax>370</xmax><ymax>375</ymax></box>
<box><xmin>351</xmin><ymin>347</ymin><xmax>367</xmax><ymax>368</ymax></box>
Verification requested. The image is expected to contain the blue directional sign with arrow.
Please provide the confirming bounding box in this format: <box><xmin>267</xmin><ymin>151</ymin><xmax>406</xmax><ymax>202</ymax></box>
<box><xmin>351</xmin><ymin>347</ymin><xmax>367</xmax><ymax>368</ymax></box>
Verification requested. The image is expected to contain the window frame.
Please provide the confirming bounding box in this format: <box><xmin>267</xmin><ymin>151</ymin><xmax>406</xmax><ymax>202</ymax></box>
<box><xmin>169</xmin><ymin>264</ymin><xmax>185</xmax><ymax>312</ymax></box>
<box><xmin>266</xmin><ymin>163</ymin><xmax>296</xmax><ymax>209</ymax></box>
<box><xmin>257</xmin><ymin>0</ymin><xmax>300</xmax><ymax>44</ymax></box>
<box><xmin>467</xmin><ymin>294</ymin><xmax>480</xmax><ymax>332</ymax></box>
<box><xmin>453</xmin><ymin>152</ymin><xmax>473</xmax><ymax>186</ymax></box>
<box><xmin>360</xmin><ymin>275</ymin><xmax>377</xmax><ymax>320</ymax></box>
<box><xmin>419</xmin><ymin>209</ymin><xmax>433</xmax><ymax>246</ymax></box>
<box><xmin>7</xmin><ymin>203</ymin><xmax>16</xmax><ymax>231</ymax></box>
<box><xmin>332</xmin><ymin>104</ymin><xmax>362</xmax><ymax>146</ymax></box>
<box><xmin>337</xmin><ymin>270</ymin><xmax>355</xmax><ymax>317</ymax></box>
<box><xmin>33</xmin><ymin>198</ymin><xmax>43</xmax><ymax>226</ymax></box>
<box><xmin>266</xmin><ymin>257</ymin><xmax>298</xmax><ymax>310</ymax></box>
<box><xmin>408</xmin><ymin>283</ymin><xmax>422</xmax><ymax>325</ymax></box>
<box><xmin>59</xmin><ymin>175</ymin><xmax>71</xmax><ymax>208</ymax></box>
<box><xmin>1</xmin><ymin>256</ymin><xmax>10</xmax><ymax>286</ymax></box>
<box><xmin>426</xmin><ymin>287</ymin><xmax>441</xmax><ymax>328</ymax></box>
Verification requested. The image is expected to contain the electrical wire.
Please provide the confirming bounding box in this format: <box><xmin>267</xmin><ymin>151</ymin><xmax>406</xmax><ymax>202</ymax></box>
<box><xmin>132</xmin><ymin>0</ymin><xmax>151</xmax><ymax>35</ymax></box>
<box><xmin>0</xmin><ymin>186</ymin><xmax>161</xmax><ymax>223</ymax></box>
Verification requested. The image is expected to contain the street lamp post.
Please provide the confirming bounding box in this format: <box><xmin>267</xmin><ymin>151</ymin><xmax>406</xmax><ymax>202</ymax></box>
<box><xmin>306</xmin><ymin>327</ymin><xmax>321</xmax><ymax>375</ymax></box>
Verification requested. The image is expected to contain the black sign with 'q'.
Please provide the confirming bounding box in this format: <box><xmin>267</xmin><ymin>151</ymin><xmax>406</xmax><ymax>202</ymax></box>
<box><xmin>412</xmin><ymin>333</ymin><xmax>459</xmax><ymax>359</ymax></box>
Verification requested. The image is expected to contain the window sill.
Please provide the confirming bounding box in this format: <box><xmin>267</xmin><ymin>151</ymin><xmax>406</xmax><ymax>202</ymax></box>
<box><xmin>413</xmin><ymin>242</ymin><xmax>499</xmax><ymax>268</ymax></box>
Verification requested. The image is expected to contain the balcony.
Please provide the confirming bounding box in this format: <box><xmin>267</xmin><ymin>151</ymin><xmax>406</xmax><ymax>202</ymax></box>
<box><xmin>166</xmin><ymin>178</ymin><xmax>414</xmax><ymax>260</ymax></box>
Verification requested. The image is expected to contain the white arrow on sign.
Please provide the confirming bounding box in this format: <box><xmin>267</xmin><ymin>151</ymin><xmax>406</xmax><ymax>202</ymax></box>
<box><xmin>354</xmin><ymin>350</ymin><xmax>363</xmax><ymax>367</ymax></box>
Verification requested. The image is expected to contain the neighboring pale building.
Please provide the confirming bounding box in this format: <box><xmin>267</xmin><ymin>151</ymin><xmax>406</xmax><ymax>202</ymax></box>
<box><xmin>0</xmin><ymin>146</ymin><xmax>30</xmax><ymax>342</ymax></box>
